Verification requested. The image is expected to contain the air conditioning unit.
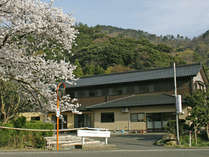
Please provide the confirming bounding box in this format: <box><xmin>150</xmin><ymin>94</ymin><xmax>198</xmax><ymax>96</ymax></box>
<box><xmin>121</xmin><ymin>108</ymin><xmax>129</xmax><ymax>113</ymax></box>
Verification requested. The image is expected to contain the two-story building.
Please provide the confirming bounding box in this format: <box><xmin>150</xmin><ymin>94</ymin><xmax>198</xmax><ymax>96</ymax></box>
<box><xmin>61</xmin><ymin>63</ymin><xmax>207</xmax><ymax>132</ymax></box>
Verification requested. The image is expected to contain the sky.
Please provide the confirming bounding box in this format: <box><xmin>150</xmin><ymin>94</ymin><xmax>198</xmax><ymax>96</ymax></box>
<box><xmin>53</xmin><ymin>0</ymin><xmax>209</xmax><ymax>38</ymax></box>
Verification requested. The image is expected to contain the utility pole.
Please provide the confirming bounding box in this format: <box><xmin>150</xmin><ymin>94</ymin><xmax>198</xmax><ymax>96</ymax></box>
<box><xmin>173</xmin><ymin>62</ymin><xmax>180</xmax><ymax>145</ymax></box>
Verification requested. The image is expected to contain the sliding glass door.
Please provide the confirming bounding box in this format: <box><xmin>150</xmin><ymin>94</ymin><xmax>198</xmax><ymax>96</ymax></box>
<box><xmin>146</xmin><ymin>112</ymin><xmax>175</xmax><ymax>132</ymax></box>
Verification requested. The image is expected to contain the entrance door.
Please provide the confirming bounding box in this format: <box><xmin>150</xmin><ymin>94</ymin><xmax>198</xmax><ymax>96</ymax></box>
<box><xmin>146</xmin><ymin>112</ymin><xmax>175</xmax><ymax>132</ymax></box>
<box><xmin>52</xmin><ymin>115</ymin><xmax>68</xmax><ymax>129</ymax></box>
<box><xmin>74</xmin><ymin>113</ymin><xmax>91</xmax><ymax>128</ymax></box>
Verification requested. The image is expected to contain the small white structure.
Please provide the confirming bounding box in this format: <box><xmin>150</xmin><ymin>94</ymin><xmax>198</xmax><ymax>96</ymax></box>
<box><xmin>176</xmin><ymin>95</ymin><xmax>182</xmax><ymax>113</ymax></box>
<box><xmin>77</xmin><ymin>128</ymin><xmax>111</xmax><ymax>145</ymax></box>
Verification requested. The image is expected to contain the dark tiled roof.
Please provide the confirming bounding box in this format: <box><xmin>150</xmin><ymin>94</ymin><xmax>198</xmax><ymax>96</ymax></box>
<box><xmin>68</xmin><ymin>63</ymin><xmax>201</xmax><ymax>88</ymax></box>
<box><xmin>86</xmin><ymin>94</ymin><xmax>176</xmax><ymax>109</ymax></box>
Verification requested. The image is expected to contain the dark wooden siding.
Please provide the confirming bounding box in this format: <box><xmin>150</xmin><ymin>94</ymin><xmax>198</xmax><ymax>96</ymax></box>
<box><xmin>66</xmin><ymin>77</ymin><xmax>192</xmax><ymax>106</ymax></box>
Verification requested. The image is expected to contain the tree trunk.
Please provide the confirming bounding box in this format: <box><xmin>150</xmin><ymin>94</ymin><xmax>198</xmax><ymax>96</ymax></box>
<box><xmin>194</xmin><ymin>127</ymin><xmax>198</xmax><ymax>145</ymax></box>
<box><xmin>1</xmin><ymin>96</ymin><xmax>8</xmax><ymax>124</ymax></box>
<box><xmin>206</xmin><ymin>123</ymin><xmax>209</xmax><ymax>140</ymax></box>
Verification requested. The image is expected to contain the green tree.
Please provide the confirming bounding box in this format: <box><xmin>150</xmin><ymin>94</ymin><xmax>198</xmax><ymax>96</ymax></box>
<box><xmin>73</xmin><ymin>59</ymin><xmax>84</xmax><ymax>77</ymax></box>
<box><xmin>84</xmin><ymin>64</ymin><xmax>96</xmax><ymax>76</ymax></box>
<box><xmin>94</xmin><ymin>65</ymin><xmax>105</xmax><ymax>75</ymax></box>
<box><xmin>70</xmin><ymin>24</ymin><xmax>209</xmax><ymax>77</ymax></box>
<box><xmin>156</xmin><ymin>43</ymin><xmax>173</xmax><ymax>53</ymax></box>
<box><xmin>185</xmin><ymin>90</ymin><xmax>209</xmax><ymax>143</ymax></box>
<box><xmin>105</xmin><ymin>65</ymin><xmax>132</xmax><ymax>74</ymax></box>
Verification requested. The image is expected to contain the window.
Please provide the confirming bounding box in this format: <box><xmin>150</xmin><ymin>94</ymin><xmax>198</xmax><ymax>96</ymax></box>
<box><xmin>137</xmin><ymin>85</ymin><xmax>149</xmax><ymax>94</ymax></box>
<box><xmin>112</xmin><ymin>88</ymin><xmax>123</xmax><ymax>95</ymax></box>
<box><xmin>69</xmin><ymin>92</ymin><xmax>75</xmax><ymax>98</ymax></box>
<box><xmin>89</xmin><ymin>90</ymin><xmax>96</xmax><ymax>97</ymax></box>
<box><xmin>31</xmin><ymin>116</ymin><xmax>40</xmax><ymax>121</ymax></box>
<box><xmin>77</xmin><ymin>90</ymin><xmax>87</xmax><ymax>97</ymax></box>
<box><xmin>126</xmin><ymin>86</ymin><xmax>134</xmax><ymax>94</ymax></box>
<box><xmin>108</xmin><ymin>88</ymin><xmax>114</xmax><ymax>96</ymax></box>
<box><xmin>102</xmin><ymin>88</ymin><xmax>108</xmax><ymax>96</ymax></box>
<box><xmin>149</xmin><ymin>85</ymin><xmax>154</xmax><ymax>92</ymax></box>
<box><xmin>52</xmin><ymin>115</ymin><xmax>68</xmax><ymax>129</ymax></box>
<box><xmin>96</xmin><ymin>89</ymin><xmax>102</xmax><ymax>97</ymax></box>
<box><xmin>101</xmin><ymin>112</ymin><xmax>114</xmax><ymax>123</ymax></box>
<box><xmin>130</xmin><ymin>113</ymin><xmax>145</xmax><ymax>122</ymax></box>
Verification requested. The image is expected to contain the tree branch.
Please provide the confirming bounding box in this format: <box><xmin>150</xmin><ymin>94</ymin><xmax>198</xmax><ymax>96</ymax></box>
<box><xmin>0</xmin><ymin>34</ymin><xmax>9</xmax><ymax>49</ymax></box>
<box><xmin>0</xmin><ymin>0</ymin><xmax>10</xmax><ymax>8</ymax></box>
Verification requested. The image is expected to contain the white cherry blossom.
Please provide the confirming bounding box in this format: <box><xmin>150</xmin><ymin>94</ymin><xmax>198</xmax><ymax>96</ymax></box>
<box><xmin>0</xmin><ymin>0</ymin><xmax>79</xmax><ymax>115</ymax></box>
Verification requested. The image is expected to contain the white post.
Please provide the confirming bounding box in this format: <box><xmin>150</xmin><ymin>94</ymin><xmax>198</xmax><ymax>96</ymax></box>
<box><xmin>128</xmin><ymin>113</ymin><xmax>130</xmax><ymax>131</ymax></box>
<box><xmin>189</xmin><ymin>131</ymin><xmax>192</xmax><ymax>147</ymax></box>
<box><xmin>82</xmin><ymin>137</ymin><xmax>85</xmax><ymax>145</ymax></box>
<box><xmin>105</xmin><ymin>137</ymin><xmax>108</xmax><ymax>144</ymax></box>
<box><xmin>173</xmin><ymin>62</ymin><xmax>180</xmax><ymax>145</ymax></box>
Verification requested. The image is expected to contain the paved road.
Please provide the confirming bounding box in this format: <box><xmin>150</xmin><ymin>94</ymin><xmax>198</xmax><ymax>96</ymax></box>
<box><xmin>0</xmin><ymin>149</ymin><xmax>209</xmax><ymax>157</ymax></box>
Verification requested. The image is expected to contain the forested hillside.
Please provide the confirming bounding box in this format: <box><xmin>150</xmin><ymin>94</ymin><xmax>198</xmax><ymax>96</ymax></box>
<box><xmin>71</xmin><ymin>23</ymin><xmax>209</xmax><ymax>77</ymax></box>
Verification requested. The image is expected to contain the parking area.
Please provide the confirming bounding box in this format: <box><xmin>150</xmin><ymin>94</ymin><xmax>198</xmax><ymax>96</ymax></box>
<box><xmin>108</xmin><ymin>133</ymin><xmax>165</xmax><ymax>150</ymax></box>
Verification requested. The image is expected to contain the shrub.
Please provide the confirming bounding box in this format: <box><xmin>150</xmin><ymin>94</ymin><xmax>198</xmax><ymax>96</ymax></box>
<box><xmin>166</xmin><ymin>119</ymin><xmax>189</xmax><ymax>135</ymax></box>
<box><xmin>0</xmin><ymin>123</ymin><xmax>16</xmax><ymax>147</ymax></box>
<box><xmin>0</xmin><ymin>119</ymin><xmax>53</xmax><ymax>148</ymax></box>
<box><xmin>12</xmin><ymin>116</ymin><xmax>26</xmax><ymax>128</ymax></box>
<box><xmin>25</xmin><ymin>121</ymin><xmax>53</xmax><ymax>148</ymax></box>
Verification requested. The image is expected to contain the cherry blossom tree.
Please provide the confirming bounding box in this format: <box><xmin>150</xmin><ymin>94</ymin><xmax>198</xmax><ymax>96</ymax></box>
<box><xmin>0</xmin><ymin>0</ymin><xmax>80</xmax><ymax>120</ymax></box>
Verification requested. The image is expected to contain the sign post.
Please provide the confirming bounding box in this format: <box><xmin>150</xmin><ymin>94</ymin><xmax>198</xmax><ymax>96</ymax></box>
<box><xmin>56</xmin><ymin>104</ymin><xmax>60</xmax><ymax>152</ymax></box>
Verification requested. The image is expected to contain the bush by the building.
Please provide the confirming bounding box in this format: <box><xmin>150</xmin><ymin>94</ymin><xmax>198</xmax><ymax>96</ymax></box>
<box><xmin>0</xmin><ymin>117</ymin><xmax>53</xmax><ymax>149</ymax></box>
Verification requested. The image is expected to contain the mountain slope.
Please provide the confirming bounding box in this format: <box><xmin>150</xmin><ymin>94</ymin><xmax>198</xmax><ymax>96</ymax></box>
<box><xmin>71</xmin><ymin>23</ymin><xmax>209</xmax><ymax>77</ymax></box>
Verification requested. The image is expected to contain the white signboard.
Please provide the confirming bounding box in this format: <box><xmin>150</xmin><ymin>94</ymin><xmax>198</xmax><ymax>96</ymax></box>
<box><xmin>77</xmin><ymin>130</ymin><xmax>111</xmax><ymax>138</ymax></box>
<box><xmin>56</xmin><ymin>108</ymin><xmax>60</xmax><ymax>117</ymax></box>
<box><xmin>176</xmin><ymin>95</ymin><xmax>182</xmax><ymax>113</ymax></box>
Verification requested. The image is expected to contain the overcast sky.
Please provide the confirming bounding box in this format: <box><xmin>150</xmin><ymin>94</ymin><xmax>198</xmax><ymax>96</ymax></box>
<box><xmin>53</xmin><ymin>0</ymin><xmax>209</xmax><ymax>38</ymax></box>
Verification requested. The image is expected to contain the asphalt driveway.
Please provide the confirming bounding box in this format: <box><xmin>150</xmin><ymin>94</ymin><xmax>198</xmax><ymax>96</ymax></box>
<box><xmin>108</xmin><ymin>133</ymin><xmax>165</xmax><ymax>150</ymax></box>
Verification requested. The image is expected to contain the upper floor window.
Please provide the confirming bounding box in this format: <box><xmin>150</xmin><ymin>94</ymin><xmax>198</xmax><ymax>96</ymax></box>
<box><xmin>102</xmin><ymin>88</ymin><xmax>108</xmax><ymax>96</ymax></box>
<box><xmin>89</xmin><ymin>90</ymin><xmax>97</xmax><ymax>97</ymax></box>
<box><xmin>69</xmin><ymin>92</ymin><xmax>75</xmax><ymax>98</ymax></box>
<box><xmin>77</xmin><ymin>90</ymin><xmax>87</xmax><ymax>97</ymax></box>
<box><xmin>137</xmin><ymin>85</ymin><xmax>149</xmax><ymax>94</ymax></box>
<box><xmin>126</xmin><ymin>86</ymin><xmax>135</xmax><ymax>94</ymax></box>
<box><xmin>112</xmin><ymin>88</ymin><xmax>123</xmax><ymax>95</ymax></box>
